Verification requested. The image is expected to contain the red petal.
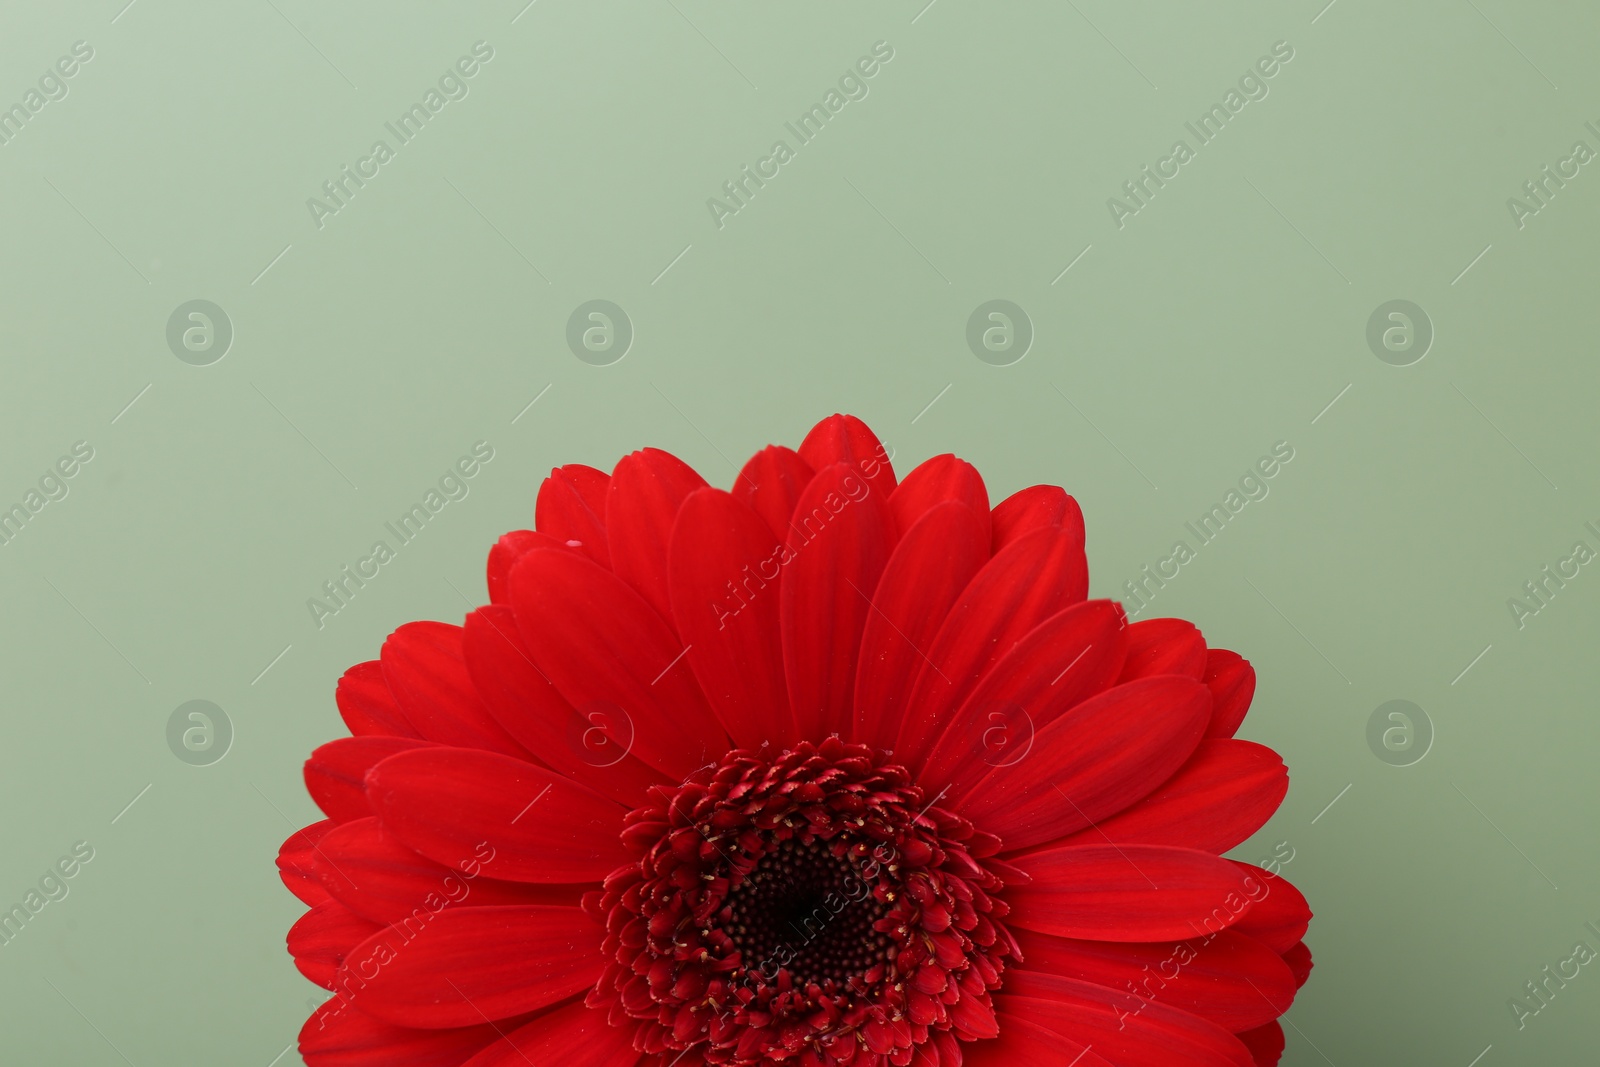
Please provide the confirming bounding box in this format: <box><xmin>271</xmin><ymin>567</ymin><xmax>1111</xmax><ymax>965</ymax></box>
<box><xmin>305</xmin><ymin>737</ymin><xmax>435</xmax><ymax>823</ymax></box>
<box><xmin>780</xmin><ymin>462</ymin><xmax>894</xmax><ymax>740</ymax></box>
<box><xmin>1236</xmin><ymin>1021</ymin><xmax>1285</xmax><ymax>1066</ymax></box>
<box><xmin>336</xmin><ymin>905</ymin><xmax>604</xmax><ymax>1027</ymax></box>
<box><xmin>952</xmin><ymin>987</ymin><xmax>1000</xmax><ymax>1038</ymax></box>
<box><xmin>669</xmin><ymin>488</ymin><xmax>796</xmax><ymax>748</ymax></box>
<box><xmin>1000</xmin><ymin>972</ymin><xmax>1254</xmax><ymax>1067</ymax></box>
<box><xmin>1008</xmin><ymin>845</ymin><xmax>1256</xmax><ymax>942</ymax></box>
<box><xmin>1282</xmin><ymin>940</ymin><xmax>1314</xmax><ymax>988</ymax></box>
<box><xmin>381</xmin><ymin>622</ymin><xmax>533</xmax><ymax>758</ymax></box>
<box><xmin>463</xmin><ymin>605</ymin><xmax>663</xmax><ymax>805</ymax></box>
<box><xmin>1204</xmin><ymin>650</ymin><xmax>1256</xmax><ymax>738</ymax></box>
<box><xmin>1013</xmin><ymin>928</ymin><xmax>1297</xmax><ymax>1032</ymax></box>
<box><xmin>887</xmin><ymin>454</ymin><xmax>990</xmax><ymax>543</ymax></box>
<box><xmin>486</xmin><ymin>530</ymin><xmax>570</xmax><ymax>606</ymax></box>
<box><xmin>366</xmin><ymin>746</ymin><xmax>628</xmax><ymax>882</ymax></box>
<box><xmin>964</xmin><ymin>1013</ymin><xmax>1114</xmax><ymax>1067</ymax></box>
<box><xmin>279</xmin><ymin>820</ymin><xmax>336</xmax><ymax>906</ymax></box>
<box><xmin>606</xmin><ymin>448</ymin><xmax>708</xmax><ymax>620</ymax></box>
<box><xmin>536</xmin><ymin>464</ymin><xmax>610</xmax><ymax>566</ymax></box>
<box><xmin>990</xmin><ymin>485</ymin><xmax>1084</xmax><ymax>553</ymax></box>
<box><xmin>894</xmin><ymin>525</ymin><xmax>1089</xmax><ymax>768</ymax></box>
<box><xmin>798</xmin><ymin>413</ymin><xmax>896</xmax><ymax>498</ymax></box>
<box><xmin>509</xmin><ymin>548</ymin><xmax>729</xmax><ymax>778</ymax></box>
<box><xmin>300</xmin><ymin>1004</ymin><xmax>507</xmax><ymax>1067</ymax></box>
<box><xmin>460</xmin><ymin>1000</ymin><xmax>641</xmax><ymax>1066</ymax></box>
<box><xmin>1227</xmin><ymin>865</ymin><xmax>1311</xmax><ymax>953</ymax></box>
<box><xmin>336</xmin><ymin>660</ymin><xmax>419</xmax><ymax>739</ymax></box>
<box><xmin>919</xmin><ymin>599</ymin><xmax>1128</xmax><ymax>799</ymax></box>
<box><xmin>732</xmin><ymin>445</ymin><xmax>814</xmax><ymax>542</ymax></box>
<box><xmin>852</xmin><ymin>502</ymin><xmax>989</xmax><ymax>751</ymax></box>
<box><xmin>1118</xmin><ymin>618</ymin><xmax>1207</xmax><ymax>682</ymax></box>
<box><xmin>314</xmin><ymin>817</ymin><xmax>582</xmax><ymax>925</ymax></box>
<box><xmin>1058</xmin><ymin>739</ymin><xmax>1288</xmax><ymax>854</ymax></box>
<box><xmin>288</xmin><ymin>900</ymin><xmax>382</xmax><ymax>988</ymax></box>
<box><xmin>962</xmin><ymin>676</ymin><xmax>1210</xmax><ymax>850</ymax></box>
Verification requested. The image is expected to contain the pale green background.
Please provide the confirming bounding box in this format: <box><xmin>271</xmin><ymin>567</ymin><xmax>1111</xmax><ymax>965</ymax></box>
<box><xmin>1</xmin><ymin>1</ymin><xmax>1596</xmax><ymax>1063</ymax></box>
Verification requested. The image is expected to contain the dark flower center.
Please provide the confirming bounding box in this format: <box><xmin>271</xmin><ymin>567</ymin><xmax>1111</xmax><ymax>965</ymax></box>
<box><xmin>585</xmin><ymin>739</ymin><xmax>1017</xmax><ymax>1066</ymax></box>
<box><xmin>724</xmin><ymin>837</ymin><xmax>894</xmax><ymax>993</ymax></box>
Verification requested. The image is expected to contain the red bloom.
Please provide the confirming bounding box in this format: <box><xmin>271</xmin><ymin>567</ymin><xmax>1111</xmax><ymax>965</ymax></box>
<box><xmin>281</xmin><ymin>414</ymin><xmax>1312</xmax><ymax>1067</ymax></box>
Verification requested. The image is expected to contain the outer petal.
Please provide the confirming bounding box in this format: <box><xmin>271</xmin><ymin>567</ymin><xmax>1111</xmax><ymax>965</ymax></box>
<box><xmin>1236</xmin><ymin>1021</ymin><xmax>1286</xmax><ymax>1066</ymax></box>
<box><xmin>732</xmin><ymin>445</ymin><xmax>814</xmax><ymax>542</ymax></box>
<box><xmin>288</xmin><ymin>900</ymin><xmax>382</xmax><ymax>988</ymax></box>
<box><xmin>1056</xmin><ymin>739</ymin><xmax>1289</xmax><ymax>854</ymax></box>
<box><xmin>460</xmin><ymin>1000</ymin><xmax>641</xmax><ymax>1067</ymax></box>
<box><xmin>780</xmin><ymin>462</ymin><xmax>894</xmax><ymax>740</ymax></box>
<box><xmin>1008</xmin><ymin>845</ymin><xmax>1256</xmax><ymax>942</ymax></box>
<box><xmin>851</xmin><ymin>501</ymin><xmax>988</xmax><ymax>751</ymax></box>
<box><xmin>894</xmin><ymin>524</ymin><xmax>1089</xmax><ymax>768</ymax></box>
<box><xmin>669</xmin><ymin>488</ymin><xmax>795</xmax><ymax>748</ymax></box>
<box><xmin>314</xmin><ymin>817</ymin><xmax>583</xmax><ymax>925</ymax></box>
<box><xmin>1227</xmin><ymin>864</ymin><xmax>1311</xmax><ymax>953</ymax></box>
<box><xmin>963</xmin><ymin>1013</ymin><xmax>1114</xmax><ymax>1067</ymax></box>
<box><xmin>1282</xmin><ymin>940</ymin><xmax>1314</xmax><ymax>989</ymax></box>
<box><xmin>797</xmin><ymin>413</ymin><xmax>896</xmax><ymax>498</ymax></box>
<box><xmin>1118</xmin><ymin>618</ymin><xmax>1207</xmax><ymax>682</ymax></box>
<box><xmin>279</xmin><ymin>820</ymin><xmax>336</xmax><ymax>906</ymax></box>
<box><xmin>990</xmin><ymin>485</ymin><xmax>1084</xmax><ymax>553</ymax></box>
<box><xmin>336</xmin><ymin>661</ymin><xmax>420</xmax><ymax>738</ymax></box>
<box><xmin>606</xmin><ymin>448</ymin><xmax>708</xmax><ymax>621</ymax></box>
<box><xmin>365</xmin><ymin>747</ymin><xmax>629</xmax><ymax>882</ymax></box>
<box><xmin>335</xmin><ymin>905</ymin><xmax>605</xmax><ymax>1027</ymax></box>
<box><xmin>1204</xmin><ymin>649</ymin><xmax>1257</xmax><ymax>738</ymax></box>
<box><xmin>1013</xmin><ymin>928</ymin><xmax>1297</xmax><ymax>1032</ymax></box>
<box><xmin>486</xmin><ymin>530</ymin><xmax>570</xmax><ymax>606</ymax></box>
<box><xmin>918</xmin><ymin>599</ymin><xmax>1127</xmax><ymax>799</ymax></box>
<box><xmin>463</xmin><ymin>604</ymin><xmax>663</xmax><ymax>805</ymax></box>
<box><xmin>535</xmin><ymin>463</ymin><xmax>610</xmax><ymax>566</ymax></box>
<box><xmin>381</xmin><ymin>622</ymin><xmax>533</xmax><ymax>758</ymax></box>
<box><xmin>305</xmin><ymin>736</ymin><xmax>436</xmax><ymax>823</ymax></box>
<box><xmin>509</xmin><ymin>548</ymin><xmax>729</xmax><ymax>778</ymax></box>
<box><xmin>299</xmin><ymin>999</ymin><xmax>508</xmax><ymax>1067</ymax></box>
<box><xmin>294</xmin><ymin>1004</ymin><xmax>505</xmax><ymax>1067</ymax></box>
<box><xmin>886</xmin><ymin>454</ymin><xmax>990</xmax><ymax>543</ymax></box>
<box><xmin>963</xmin><ymin>676</ymin><xmax>1210</xmax><ymax>851</ymax></box>
<box><xmin>1001</xmin><ymin>972</ymin><xmax>1254</xmax><ymax>1067</ymax></box>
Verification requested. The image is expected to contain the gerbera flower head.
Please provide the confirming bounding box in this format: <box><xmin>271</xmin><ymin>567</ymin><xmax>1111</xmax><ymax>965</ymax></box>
<box><xmin>281</xmin><ymin>414</ymin><xmax>1312</xmax><ymax>1067</ymax></box>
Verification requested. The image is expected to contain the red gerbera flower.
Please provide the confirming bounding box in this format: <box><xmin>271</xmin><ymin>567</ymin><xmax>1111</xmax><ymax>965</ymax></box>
<box><xmin>280</xmin><ymin>414</ymin><xmax>1312</xmax><ymax>1067</ymax></box>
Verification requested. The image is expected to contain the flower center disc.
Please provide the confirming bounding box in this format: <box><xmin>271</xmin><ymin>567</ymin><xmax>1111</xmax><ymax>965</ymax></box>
<box><xmin>724</xmin><ymin>837</ymin><xmax>894</xmax><ymax>993</ymax></box>
<box><xmin>586</xmin><ymin>739</ymin><xmax>1016</xmax><ymax>1066</ymax></box>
